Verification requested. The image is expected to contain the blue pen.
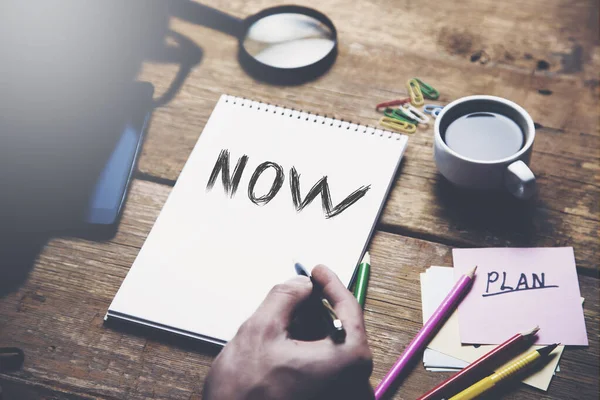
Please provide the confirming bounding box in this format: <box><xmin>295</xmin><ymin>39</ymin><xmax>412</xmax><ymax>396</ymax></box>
<box><xmin>294</xmin><ymin>262</ymin><xmax>346</xmax><ymax>343</ymax></box>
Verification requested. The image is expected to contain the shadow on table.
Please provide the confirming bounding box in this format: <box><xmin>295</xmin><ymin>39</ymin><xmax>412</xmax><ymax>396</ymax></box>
<box><xmin>0</xmin><ymin>109</ymin><xmax>125</xmax><ymax>299</ymax></box>
<box><xmin>376</xmin><ymin>356</ymin><xmax>422</xmax><ymax>400</ymax></box>
<box><xmin>0</xmin><ymin>2</ymin><xmax>204</xmax><ymax>298</ymax></box>
<box><xmin>433</xmin><ymin>176</ymin><xmax>537</xmax><ymax>244</ymax></box>
<box><xmin>0</xmin><ymin>233</ymin><xmax>48</xmax><ymax>299</ymax></box>
<box><xmin>104</xmin><ymin>317</ymin><xmax>223</xmax><ymax>358</ymax></box>
<box><xmin>149</xmin><ymin>29</ymin><xmax>204</xmax><ymax>108</ymax></box>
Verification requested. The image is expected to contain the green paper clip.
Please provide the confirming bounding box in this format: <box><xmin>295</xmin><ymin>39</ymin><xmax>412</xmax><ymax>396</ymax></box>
<box><xmin>415</xmin><ymin>78</ymin><xmax>440</xmax><ymax>100</ymax></box>
<box><xmin>384</xmin><ymin>108</ymin><xmax>417</xmax><ymax>124</ymax></box>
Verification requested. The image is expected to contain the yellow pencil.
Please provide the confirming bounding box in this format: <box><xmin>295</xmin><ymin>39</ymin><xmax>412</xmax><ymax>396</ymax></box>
<box><xmin>449</xmin><ymin>344</ymin><xmax>558</xmax><ymax>400</ymax></box>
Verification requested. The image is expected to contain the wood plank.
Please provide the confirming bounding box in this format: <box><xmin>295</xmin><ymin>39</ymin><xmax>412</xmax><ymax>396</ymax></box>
<box><xmin>227</xmin><ymin>0</ymin><xmax>599</xmax><ymax>80</ymax></box>
<box><xmin>136</xmin><ymin>0</ymin><xmax>600</xmax><ymax>183</ymax></box>
<box><xmin>136</xmin><ymin>76</ymin><xmax>600</xmax><ymax>273</ymax></box>
<box><xmin>378</xmin><ymin>126</ymin><xmax>600</xmax><ymax>274</ymax></box>
<box><xmin>0</xmin><ymin>180</ymin><xmax>598</xmax><ymax>399</ymax></box>
<box><xmin>1</xmin><ymin>1</ymin><xmax>598</xmax><ymax>398</ymax></box>
<box><xmin>141</xmin><ymin>0</ymin><xmax>600</xmax><ymax>144</ymax></box>
<box><xmin>129</xmin><ymin>0</ymin><xmax>600</xmax><ymax>274</ymax></box>
<box><xmin>138</xmin><ymin>60</ymin><xmax>599</xmax><ymax>182</ymax></box>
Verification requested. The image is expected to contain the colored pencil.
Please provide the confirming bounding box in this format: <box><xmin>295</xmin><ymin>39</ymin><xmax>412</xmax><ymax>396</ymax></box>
<box><xmin>353</xmin><ymin>252</ymin><xmax>371</xmax><ymax>308</ymax></box>
<box><xmin>449</xmin><ymin>344</ymin><xmax>559</xmax><ymax>400</ymax></box>
<box><xmin>374</xmin><ymin>266</ymin><xmax>477</xmax><ymax>400</ymax></box>
<box><xmin>416</xmin><ymin>327</ymin><xmax>540</xmax><ymax>400</ymax></box>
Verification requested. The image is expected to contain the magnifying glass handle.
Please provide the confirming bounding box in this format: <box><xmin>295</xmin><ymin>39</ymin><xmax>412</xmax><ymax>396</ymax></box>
<box><xmin>168</xmin><ymin>0</ymin><xmax>244</xmax><ymax>38</ymax></box>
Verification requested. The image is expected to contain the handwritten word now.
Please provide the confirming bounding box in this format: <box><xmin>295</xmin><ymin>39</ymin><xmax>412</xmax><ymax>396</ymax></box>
<box><xmin>206</xmin><ymin>149</ymin><xmax>371</xmax><ymax>219</ymax></box>
<box><xmin>483</xmin><ymin>271</ymin><xmax>559</xmax><ymax>297</ymax></box>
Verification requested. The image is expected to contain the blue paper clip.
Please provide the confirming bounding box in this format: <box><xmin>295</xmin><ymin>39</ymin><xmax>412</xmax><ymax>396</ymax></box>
<box><xmin>423</xmin><ymin>104</ymin><xmax>444</xmax><ymax>115</ymax></box>
<box><xmin>432</xmin><ymin>108</ymin><xmax>442</xmax><ymax>118</ymax></box>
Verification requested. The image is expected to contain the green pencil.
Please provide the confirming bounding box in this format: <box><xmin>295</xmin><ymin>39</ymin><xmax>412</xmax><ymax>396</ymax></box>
<box><xmin>353</xmin><ymin>252</ymin><xmax>371</xmax><ymax>308</ymax></box>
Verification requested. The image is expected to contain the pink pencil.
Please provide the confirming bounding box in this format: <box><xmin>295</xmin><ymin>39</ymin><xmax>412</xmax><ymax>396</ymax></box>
<box><xmin>374</xmin><ymin>266</ymin><xmax>477</xmax><ymax>399</ymax></box>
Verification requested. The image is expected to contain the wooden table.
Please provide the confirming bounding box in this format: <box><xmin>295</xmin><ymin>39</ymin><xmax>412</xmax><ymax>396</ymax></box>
<box><xmin>1</xmin><ymin>1</ymin><xmax>598</xmax><ymax>399</ymax></box>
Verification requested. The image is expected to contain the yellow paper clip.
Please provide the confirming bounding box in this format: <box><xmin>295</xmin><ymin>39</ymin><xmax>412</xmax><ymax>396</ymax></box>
<box><xmin>407</xmin><ymin>78</ymin><xmax>424</xmax><ymax>106</ymax></box>
<box><xmin>379</xmin><ymin>116</ymin><xmax>417</xmax><ymax>134</ymax></box>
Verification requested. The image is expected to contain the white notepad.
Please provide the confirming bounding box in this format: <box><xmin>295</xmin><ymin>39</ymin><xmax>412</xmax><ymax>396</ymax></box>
<box><xmin>106</xmin><ymin>95</ymin><xmax>408</xmax><ymax>345</ymax></box>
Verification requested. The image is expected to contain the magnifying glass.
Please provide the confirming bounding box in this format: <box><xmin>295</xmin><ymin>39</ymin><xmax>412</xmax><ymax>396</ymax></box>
<box><xmin>170</xmin><ymin>2</ymin><xmax>338</xmax><ymax>85</ymax></box>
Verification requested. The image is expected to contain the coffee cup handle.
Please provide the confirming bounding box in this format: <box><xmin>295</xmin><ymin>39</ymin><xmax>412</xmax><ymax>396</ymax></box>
<box><xmin>504</xmin><ymin>160</ymin><xmax>536</xmax><ymax>200</ymax></box>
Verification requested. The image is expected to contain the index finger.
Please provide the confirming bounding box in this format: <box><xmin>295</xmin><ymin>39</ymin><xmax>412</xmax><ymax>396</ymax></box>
<box><xmin>311</xmin><ymin>265</ymin><xmax>366</xmax><ymax>338</ymax></box>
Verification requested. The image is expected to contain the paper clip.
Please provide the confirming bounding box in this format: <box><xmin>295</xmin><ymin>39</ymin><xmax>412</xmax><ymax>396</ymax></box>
<box><xmin>407</xmin><ymin>79</ymin><xmax>424</xmax><ymax>106</ymax></box>
<box><xmin>394</xmin><ymin>107</ymin><xmax>420</xmax><ymax>123</ymax></box>
<box><xmin>376</xmin><ymin>98</ymin><xmax>411</xmax><ymax>111</ymax></box>
<box><xmin>432</xmin><ymin>108</ymin><xmax>442</xmax><ymax>118</ymax></box>
<box><xmin>379</xmin><ymin>116</ymin><xmax>417</xmax><ymax>134</ymax></box>
<box><xmin>384</xmin><ymin>108</ymin><xmax>417</xmax><ymax>124</ymax></box>
<box><xmin>423</xmin><ymin>104</ymin><xmax>444</xmax><ymax>115</ymax></box>
<box><xmin>402</xmin><ymin>103</ymin><xmax>430</xmax><ymax>124</ymax></box>
<box><xmin>415</xmin><ymin>78</ymin><xmax>440</xmax><ymax>100</ymax></box>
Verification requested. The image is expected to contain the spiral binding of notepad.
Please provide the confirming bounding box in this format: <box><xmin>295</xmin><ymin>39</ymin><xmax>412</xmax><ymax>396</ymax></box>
<box><xmin>223</xmin><ymin>95</ymin><xmax>403</xmax><ymax>140</ymax></box>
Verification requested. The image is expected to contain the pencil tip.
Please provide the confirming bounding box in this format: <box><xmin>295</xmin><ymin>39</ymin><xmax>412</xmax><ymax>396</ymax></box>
<box><xmin>523</xmin><ymin>326</ymin><xmax>540</xmax><ymax>336</ymax></box>
<box><xmin>467</xmin><ymin>265</ymin><xmax>477</xmax><ymax>278</ymax></box>
<box><xmin>538</xmin><ymin>343</ymin><xmax>559</xmax><ymax>357</ymax></box>
<box><xmin>361</xmin><ymin>252</ymin><xmax>371</xmax><ymax>265</ymax></box>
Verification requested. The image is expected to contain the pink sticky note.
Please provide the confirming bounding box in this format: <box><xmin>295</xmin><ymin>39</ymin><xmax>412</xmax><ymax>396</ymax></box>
<box><xmin>454</xmin><ymin>247</ymin><xmax>588</xmax><ymax>346</ymax></box>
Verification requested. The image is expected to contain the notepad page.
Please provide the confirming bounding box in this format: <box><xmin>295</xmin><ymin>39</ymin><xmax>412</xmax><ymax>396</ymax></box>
<box><xmin>108</xmin><ymin>95</ymin><xmax>407</xmax><ymax>344</ymax></box>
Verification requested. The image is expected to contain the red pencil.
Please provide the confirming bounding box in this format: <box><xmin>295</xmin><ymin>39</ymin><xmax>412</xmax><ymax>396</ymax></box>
<box><xmin>417</xmin><ymin>326</ymin><xmax>540</xmax><ymax>400</ymax></box>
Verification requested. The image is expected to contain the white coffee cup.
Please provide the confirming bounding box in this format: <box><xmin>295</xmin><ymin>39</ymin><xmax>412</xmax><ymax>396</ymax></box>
<box><xmin>434</xmin><ymin>95</ymin><xmax>536</xmax><ymax>200</ymax></box>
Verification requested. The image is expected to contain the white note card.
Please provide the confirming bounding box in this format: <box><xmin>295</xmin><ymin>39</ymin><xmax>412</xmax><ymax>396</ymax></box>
<box><xmin>107</xmin><ymin>95</ymin><xmax>408</xmax><ymax>344</ymax></box>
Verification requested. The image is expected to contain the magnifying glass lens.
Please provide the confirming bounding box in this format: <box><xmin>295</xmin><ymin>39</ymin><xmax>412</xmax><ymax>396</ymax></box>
<box><xmin>243</xmin><ymin>13</ymin><xmax>335</xmax><ymax>69</ymax></box>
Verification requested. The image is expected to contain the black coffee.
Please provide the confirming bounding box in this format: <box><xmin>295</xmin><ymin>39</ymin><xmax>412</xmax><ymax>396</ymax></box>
<box><xmin>444</xmin><ymin>112</ymin><xmax>524</xmax><ymax>161</ymax></box>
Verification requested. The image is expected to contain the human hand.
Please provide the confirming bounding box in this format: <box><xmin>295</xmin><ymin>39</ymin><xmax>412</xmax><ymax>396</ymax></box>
<box><xmin>203</xmin><ymin>264</ymin><xmax>374</xmax><ymax>400</ymax></box>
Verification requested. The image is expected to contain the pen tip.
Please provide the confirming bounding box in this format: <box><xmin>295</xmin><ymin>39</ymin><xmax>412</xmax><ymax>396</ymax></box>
<box><xmin>294</xmin><ymin>262</ymin><xmax>309</xmax><ymax>277</ymax></box>
<box><xmin>523</xmin><ymin>326</ymin><xmax>540</xmax><ymax>336</ymax></box>
<box><xmin>467</xmin><ymin>265</ymin><xmax>477</xmax><ymax>278</ymax></box>
<box><xmin>361</xmin><ymin>252</ymin><xmax>371</xmax><ymax>265</ymax></box>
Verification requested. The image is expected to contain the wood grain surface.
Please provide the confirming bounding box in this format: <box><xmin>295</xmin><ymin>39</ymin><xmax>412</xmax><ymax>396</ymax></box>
<box><xmin>0</xmin><ymin>181</ymin><xmax>598</xmax><ymax>399</ymax></box>
<box><xmin>1</xmin><ymin>0</ymin><xmax>598</xmax><ymax>399</ymax></box>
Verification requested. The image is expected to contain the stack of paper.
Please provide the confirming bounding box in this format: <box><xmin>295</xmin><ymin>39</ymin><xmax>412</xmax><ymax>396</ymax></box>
<box><xmin>420</xmin><ymin>266</ymin><xmax>563</xmax><ymax>390</ymax></box>
<box><xmin>420</xmin><ymin>247</ymin><xmax>589</xmax><ymax>392</ymax></box>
